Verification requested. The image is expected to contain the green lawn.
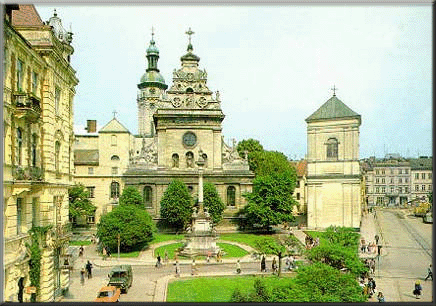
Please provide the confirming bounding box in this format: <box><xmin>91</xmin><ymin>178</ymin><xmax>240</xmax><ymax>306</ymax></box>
<box><xmin>167</xmin><ymin>275</ymin><xmax>291</xmax><ymax>302</ymax></box>
<box><xmin>219</xmin><ymin>233</ymin><xmax>278</xmax><ymax>253</ymax></box>
<box><xmin>150</xmin><ymin>233</ymin><xmax>185</xmax><ymax>245</ymax></box>
<box><xmin>153</xmin><ymin>242</ymin><xmax>248</xmax><ymax>259</ymax></box>
<box><xmin>69</xmin><ymin>240</ymin><xmax>92</xmax><ymax>246</ymax></box>
<box><xmin>118</xmin><ymin>250</ymin><xmax>140</xmax><ymax>258</ymax></box>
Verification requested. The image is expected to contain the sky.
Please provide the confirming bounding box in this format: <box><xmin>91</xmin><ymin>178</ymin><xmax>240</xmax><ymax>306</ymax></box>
<box><xmin>34</xmin><ymin>3</ymin><xmax>432</xmax><ymax>160</ymax></box>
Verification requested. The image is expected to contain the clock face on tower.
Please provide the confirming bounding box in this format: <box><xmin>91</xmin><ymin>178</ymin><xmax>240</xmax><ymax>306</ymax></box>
<box><xmin>183</xmin><ymin>132</ymin><xmax>197</xmax><ymax>147</ymax></box>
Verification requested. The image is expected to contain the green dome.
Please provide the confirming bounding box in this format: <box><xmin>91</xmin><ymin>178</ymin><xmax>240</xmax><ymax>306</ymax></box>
<box><xmin>138</xmin><ymin>71</ymin><xmax>168</xmax><ymax>90</ymax></box>
<box><xmin>147</xmin><ymin>40</ymin><xmax>159</xmax><ymax>55</ymax></box>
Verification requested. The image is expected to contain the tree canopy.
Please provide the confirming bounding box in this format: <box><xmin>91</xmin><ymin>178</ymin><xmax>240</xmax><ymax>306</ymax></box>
<box><xmin>68</xmin><ymin>184</ymin><xmax>96</xmax><ymax>220</ymax></box>
<box><xmin>236</xmin><ymin>138</ymin><xmax>264</xmax><ymax>160</ymax></box>
<box><xmin>160</xmin><ymin>180</ymin><xmax>193</xmax><ymax>230</ymax></box>
<box><xmin>119</xmin><ymin>186</ymin><xmax>143</xmax><ymax>207</ymax></box>
<box><xmin>97</xmin><ymin>204</ymin><xmax>154</xmax><ymax>253</ymax></box>
<box><xmin>203</xmin><ymin>182</ymin><xmax>226</xmax><ymax>224</ymax></box>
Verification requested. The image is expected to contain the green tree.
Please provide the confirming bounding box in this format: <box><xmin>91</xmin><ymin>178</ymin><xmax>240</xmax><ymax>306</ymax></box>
<box><xmin>119</xmin><ymin>186</ymin><xmax>143</xmax><ymax>207</ymax></box>
<box><xmin>97</xmin><ymin>205</ymin><xmax>154</xmax><ymax>253</ymax></box>
<box><xmin>203</xmin><ymin>182</ymin><xmax>226</xmax><ymax>224</ymax></box>
<box><xmin>323</xmin><ymin>226</ymin><xmax>360</xmax><ymax>248</ymax></box>
<box><xmin>429</xmin><ymin>191</ymin><xmax>433</xmax><ymax>204</ymax></box>
<box><xmin>239</xmin><ymin>172</ymin><xmax>298</xmax><ymax>231</ymax></box>
<box><xmin>160</xmin><ymin>180</ymin><xmax>193</xmax><ymax>230</ymax></box>
<box><xmin>236</xmin><ymin>138</ymin><xmax>264</xmax><ymax>160</ymax></box>
<box><xmin>249</xmin><ymin>150</ymin><xmax>295</xmax><ymax>179</ymax></box>
<box><xmin>68</xmin><ymin>184</ymin><xmax>96</xmax><ymax>222</ymax></box>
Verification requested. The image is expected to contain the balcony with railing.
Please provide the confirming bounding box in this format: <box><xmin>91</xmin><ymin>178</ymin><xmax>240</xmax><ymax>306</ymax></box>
<box><xmin>13</xmin><ymin>92</ymin><xmax>41</xmax><ymax>122</ymax></box>
<box><xmin>12</xmin><ymin>166</ymin><xmax>43</xmax><ymax>181</ymax></box>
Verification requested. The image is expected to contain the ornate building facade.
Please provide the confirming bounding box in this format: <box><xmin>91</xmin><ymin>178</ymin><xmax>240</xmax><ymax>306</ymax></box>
<box><xmin>3</xmin><ymin>5</ymin><xmax>78</xmax><ymax>302</ymax></box>
<box><xmin>305</xmin><ymin>92</ymin><xmax>362</xmax><ymax>228</ymax></box>
<box><xmin>74</xmin><ymin>30</ymin><xmax>253</xmax><ymax>223</ymax></box>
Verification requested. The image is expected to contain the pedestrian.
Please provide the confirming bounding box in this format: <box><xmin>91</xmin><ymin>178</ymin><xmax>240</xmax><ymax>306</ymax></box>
<box><xmin>175</xmin><ymin>260</ymin><xmax>180</xmax><ymax>277</ymax></box>
<box><xmin>261</xmin><ymin>255</ymin><xmax>266</xmax><ymax>272</ymax></box>
<box><xmin>106</xmin><ymin>247</ymin><xmax>111</xmax><ymax>259</ymax></box>
<box><xmin>368</xmin><ymin>278</ymin><xmax>376</xmax><ymax>296</ymax></box>
<box><xmin>289</xmin><ymin>255</ymin><xmax>295</xmax><ymax>270</ymax></box>
<box><xmin>236</xmin><ymin>260</ymin><xmax>241</xmax><ymax>274</ymax></box>
<box><xmin>413</xmin><ymin>280</ymin><xmax>422</xmax><ymax>299</ymax></box>
<box><xmin>272</xmin><ymin>257</ymin><xmax>278</xmax><ymax>274</ymax></box>
<box><xmin>79</xmin><ymin>245</ymin><xmax>84</xmax><ymax>257</ymax></box>
<box><xmin>102</xmin><ymin>247</ymin><xmax>107</xmax><ymax>261</ymax></box>
<box><xmin>80</xmin><ymin>268</ymin><xmax>85</xmax><ymax>285</ymax></box>
<box><xmin>425</xmin><ymin>264</ymin><xmax>433</xmax><ymax>281</ymax></box>
<box><xmin>85</xmin><ymin>260</ymin><xmax>93</xmax><ymax>279</ymax></box>
<box><xmin>360</xmin><ymin>238</ymin><xmax>366</xmax><ymax>253</ymax></box>
<box><xmin>374</xmin><ymin>234</ymin><xmax>379</xmax><ymax>245</ymax></box>
<box><xmin>207</xmin><ymin>251</ymin><xmax>211</xmax><ymax>263</ymax></box>
<box><xmin>191</xmin><ymin>259</ymin><xmax>196</xmax><ymax>275</ymax></box>
<box><xmin>377</xmin><ymin>291</ymin><xmax>385</xmax><ymax>302</ymax></box>
<box><xmin>370</xmin><ymin>258</ymin><xmax>376</xmax><ymax>275</ymax></box>
<box><xmin>156</xmin><ymin>254</ymin><xmax>162</xmax><ymax>268</ymax></box>
<box><xmin>285</xmin><ymin>255</ymin><xmax>291</xmax><ymax>270</ymax></box>
<box><xmin>164</xmin><ymin>250</ymin><xmax>169</xmax><ymax>264</ymax></box>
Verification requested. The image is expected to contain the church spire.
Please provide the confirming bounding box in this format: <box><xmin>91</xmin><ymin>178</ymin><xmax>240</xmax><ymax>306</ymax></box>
<box><xmin>180</xmin><ymin>27</ymin><xmax>200</xmax><ymax>64</ymax></box>
<box><xmin>146</xmin><ymin>27</ymin><xmax>160</xmax><ymax>72</ymax></box>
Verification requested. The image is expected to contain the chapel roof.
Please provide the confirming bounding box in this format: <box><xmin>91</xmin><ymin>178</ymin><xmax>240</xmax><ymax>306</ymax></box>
<box><xmin>11</xmin><ymin>4</ymin><xmax>44</xmax><ymax>27</ymax></box>
<box><xmin>306</xmin><ymin>95</ymin><xmax>360</xmax><ymax>122</ymax></box>
<box><xmin>99</xmin><ymin>118</ymin><xmax>130</xmax><ymax>134</ymax></box>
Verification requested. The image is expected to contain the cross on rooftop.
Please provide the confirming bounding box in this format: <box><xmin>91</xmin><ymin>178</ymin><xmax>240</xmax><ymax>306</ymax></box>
<box><xmin>331</xmin><ymin>85</ymin><xmax>338</xmax><ymax>96</ymax></box>
<box><xmin>151</xmin><ymin>26</ymin><xmax>155</xmax><ymax>40</ymax></box>
<box><xmin>113</xmin><ymin>110</ymin><xmax>117</xmax><ymax>118</ymax></box>
<box><xmin>185</xmin><ymin>27</ymin><xmax>195</xmax><ymax>44</ymax></box>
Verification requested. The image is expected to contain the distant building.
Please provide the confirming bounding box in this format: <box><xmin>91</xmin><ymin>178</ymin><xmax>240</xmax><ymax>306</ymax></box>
<box><xmin>290</xmin><ymin>159</ymin><xmax>307</xmax><ymax>215</ymax></box>
<box><xmin>305</xmin><ymin>93</ymin><xmax>362</xmax><ymax>228</ymax></box>
<box><xmin>361</xmin><ymin>155</ymin><xmax>433</xmax><ymax>207</ymax></box>
<box><xmin>3</xmin><ymin>5</ymin><xmax>78</xmax><ymax>302</ymax></box>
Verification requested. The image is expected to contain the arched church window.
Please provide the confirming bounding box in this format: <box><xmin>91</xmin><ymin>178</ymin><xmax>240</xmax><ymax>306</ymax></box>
<box><xmin>143</xmin><ymin>186</ymin><xmax>152</xmax><ymax>207</ymax></box>
<box><xmin>186</xmin><ymin>151</ymin><xmax>194</xmax><ymax>168</ymax></box>
<box><xmin>111</xmin><ymin>155</ymin><xmax>120</xmax><ymax>161</ymax></box>
<box><xmin>16</xmin><ymin>128</ymin><xmax>23</xmax><ymax>166</ymax></box>
<box><xmin>202</xmin><ymin>153</ymin><xmax>208</xmax><ymax>168</ymax></box>
<box><xmin>186</xmin><ymin>88</ymin><xmax>194</xmax><ymax>94</ymax></box>
<box><xmin>326</xmin><ymin>138</ymin><xmax>339</xmax><ymax>159</ymax></box>
<box><xmin>227</xmin><ymin>186</ymin><xmax>236</xmax><ymax>206</ymax></box>
<box><xmin>110</xmin><ymin>181</ymin><xmax>120</xmax><ymax>199</ymax></box>
<box><xmin>172</xmin><ymin>153</ymin><xmax>179</xmax><ymax>168</ymax></box>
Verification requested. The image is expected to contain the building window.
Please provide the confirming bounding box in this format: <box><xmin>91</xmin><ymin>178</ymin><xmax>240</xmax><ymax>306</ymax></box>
<box><xmin>112</xmin><ymin>167</ymin><xmax>118</xmax><ymax>175</ymax></box>
<box><xmin>382</xmin><ymin>170</ymin><xmax>385</xmax><ymax>175</ymax></box>
<box><xmin>422</xmin><ymin>185</ymin><xmax>426</xmax><ymax>191</ymax></box>
<box><xmin>399</xmin><ymin>178</ymin><xmax>402</xmax><ymax>184</ymax></box>
<box><xmin>399</xmin><ymin>187</ymin><xmax>402</xmax><ymax>193</ymax></box>
<box><xmin>31</xmin><ymin>134</ymin><xmax>37</xmax><ymax>167</ymax></box>
<box><xmin>111</xmin><ymin>155</ymin><xmax>120</xmax><ymax>161</ymax></box>
<box><xmin>144</xmin><ymin>186</ymin><xmax>152</xmax><ymax>207</ymax></box>
<box><xmin>17</xmin><ymin>197</ymin><xmax>23</xmax><ymax>234</ymax></box>
<box><xmin>88</xmin><ymin>167</ymin><xmax>94</xmax><ymax>175</ymax></box>
<box><xmin>429</xmin><ymin>184</ymin><xmax>432</xmax><ymax>190</ymax></box>
<box><xmin>376</xmin><ymin>187</ymin><xmax>379</xmax><ymax>193</ymax></box>
<box><xmin>381</xmin><ymin>186</ymin><xmax>386</xmax><ymax>193</ymax></box>
<box><xmin>296</xmin><ymin>193</ymin><xmax>300</xmax><ymax>200</ymax></box>
<box><xmin>31</xmin><ymin>71</ymin><xmax>38</xmax><ymax>94</ymax></box>
<box><xmin>429</xmin><ymin>173</ymin><xmax>432</xmax><ymax>180</ymax></box>
<box><xmin>390</xmin><ymin>186</ymin><xmax>394</xmax><ymax>193</ymax></box>
<box><xmin>390</xmin><ymin>178</ymin><xmax>394</xmax><ymax>184</ymax></box>
<box><xmin>326</xmin><ymin>138</ymin><xmax>338</xmax><ymax>159</ymax></box>
<box><xmin>55</xmin><ymin>141</ymin><xmax>61</xmax><ymax>174</ymax></box>
<box><xmin>381</xmin><ymin>178</ymin><xmax>385</xmax><ymax>184</ymax></box>
<box><xmin>296</xmin><ymin>180</ymin><xmax>300</xmax><ymax>188</ymax></box>
<box><xmin>110</xmin><ymin>181</ymin><xmax>120</xmax><ymax>199</ymax></box>
<box><xmin>202</xmin><ymin>153</ymin><xmax>208</xmax><ymax>168</ymax></box>
<box><xmin>87</xmin><ymin>186</ymin><xmax>95</xmax><ymax>198</ymax></box>
<box><xmin>227</xmin><ymin>186</ymin><xmax>236</xmax><ymax>206</ymax></box>
<box><xmin>405</xmin><ymin>169</ymin><xmax>409</xmax><ymax>174</ymax></box>
<box><xmin>415</xmin><ymin>173</ymin><xmax>419</xmax><ymax>179</ymax></box>
<box><xmin>405</xmin><ymin>187</ymin><xmax>409</xmax><ymax>193</ymax></box>
<box><xmin>55</xmin><ymin>87</ymin><xmax>61</xmax><ymax>115</ymax></box>
<box><xmin>390</xmin><ymin>169</ymin><xmax>394</xmax><ymax>175</ymax></box>
<box><xmin>422</xmin><ymin>173</ymin><xmax>426</xmax><ymax>180</ymax></box>
<box><xmin>415</xmin><ymin>185</ymin><xmax>419</xmax><ymax>191</ymax></box>
<box><xmin>376</xmin><ymin>197</ymin><xmax>384</xmax><ymax>205</ymax></box>
<box><xmin>172</xmin><ymin>153</ymin><xmax>179</xmax><ymax>168</ymax></box>
<box><xmin>376</xmin><ymin>170</ymin><xmax>379</xmax><ymax>175</ymax></box>
<box><xmin>376</xmin><ymin>178</ymin><xmax>379</xmax><ymax>184</ymax></box>
<box><xmin>405</xmin><ymin>178</ymin><xmax>408</xmax><ymax>183</ymax></box>
<box><xmin>16</xmin><ymin>128</ymin><xmax>23</xmax><ymax>166</ymax></box>
<box><xmin>87</xmin><ymin>215</ymin><xmax>95</xmax><ymax>224</ymax></box>
<box><xmin>16</xmin><ymin>59</ymin><xmax>23</xmax><ymax>91</ymax></box>
<box><xmin>111</xmin><ymin>135</ymin><xmax>117</xmax><ymax>146</ymax></box>
<box><xmin>32</xmin><ymin>197</ymin><xmax>39</xmax><ymax>227</ymax></box>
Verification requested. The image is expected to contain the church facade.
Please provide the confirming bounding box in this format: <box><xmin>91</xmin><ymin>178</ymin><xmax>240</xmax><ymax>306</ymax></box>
<box><xmin>305</xmin><ymin>92</ymin><xmax>362</xmax><ymax>228</ymax></box>
<box><xmin>74</xmin><ymin>30</ymin><xmax>254</xmax><ymax>223</ymax></box>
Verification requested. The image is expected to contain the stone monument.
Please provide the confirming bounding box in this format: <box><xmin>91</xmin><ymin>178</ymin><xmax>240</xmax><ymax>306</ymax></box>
<box><xmin>180</xmin><ymin>149</ymin><xmax>220</xmax><ymax>257</ymax></box>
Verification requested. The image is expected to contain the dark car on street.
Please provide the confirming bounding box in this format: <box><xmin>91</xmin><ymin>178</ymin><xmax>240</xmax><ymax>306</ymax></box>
<box><xmin>107</xmin><ymin>265</ymin><xmax>133</xmax><ymax>293</ymax></box>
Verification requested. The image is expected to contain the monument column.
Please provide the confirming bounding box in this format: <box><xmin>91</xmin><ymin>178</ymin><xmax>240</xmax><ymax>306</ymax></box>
<box><xmin>196</xmin><ymin>149</ymin><xmax>205</xmax><ymax>214</ymax></box>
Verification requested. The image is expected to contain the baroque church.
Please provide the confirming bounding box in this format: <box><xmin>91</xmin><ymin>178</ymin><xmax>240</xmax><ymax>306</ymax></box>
<box><xmin>74</xmin><ymin>29</ymin><xmax>254</xmax><ymax>223</ymax></box>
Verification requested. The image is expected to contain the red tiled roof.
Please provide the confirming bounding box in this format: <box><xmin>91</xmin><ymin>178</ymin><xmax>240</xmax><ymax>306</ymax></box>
<box><xmin>295</xmin><ymin>159</ymin><xmax>307</xmax><ymax>177</ymax></box>
<box><xmin>12</xmin><ymin>5</ymin><xmax>44</xmax><ymax>27</ymax></box>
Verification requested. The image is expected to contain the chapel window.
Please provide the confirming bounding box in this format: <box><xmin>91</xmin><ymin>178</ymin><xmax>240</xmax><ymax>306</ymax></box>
<box><xmin>227</xmin><ymin>186</ymin><xmax>236</xmax><ymax>206</ymax></box>
<box><xmin>110</xmin><ymin>181</ymin><xmax>120</xmax><ymax>199</ymax></box>
<box><xmin>111</xmin><ymin>155</ymin><xmax>120</xmax><ymax>161</ymax></box>
<box><xmin>144</xmin><ymin>186</ymin><xmax>153</xmax><ymax>207</ymax></box>
<box><xmin>186</xmin><ymin>151</ymin><xmax>194</xmax><ymax>168</ymax></box>
<box><xmin>172</xmin><ymin>153</ymin><xmax>179</xmax><ymax>168</ymax></box>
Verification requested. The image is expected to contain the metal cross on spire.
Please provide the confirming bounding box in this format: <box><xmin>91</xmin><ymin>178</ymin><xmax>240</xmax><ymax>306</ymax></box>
<box><xmin>113</xmin><ymin>110</ymin><xmax>117</xmax><ymax>118</ymax></box>
<box><xmin>151</xmin><ymin>26</ymin><xmax>155</xmax><ymax>41</ymax></box>
<box><xmin>331</xmin><ymin>85</ymin><xmax>338</xmax><ymax>96</ymax></box>
<box><xmin>185</xmin><ymin>27</ymin><xmax>195</xmax><ymax>45</ymax></box>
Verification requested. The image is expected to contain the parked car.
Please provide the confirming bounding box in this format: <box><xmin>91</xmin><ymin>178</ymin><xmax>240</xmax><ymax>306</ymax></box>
<box><xmin>94</xmin><ymin>286</ymin><xmax>121</xmax><ymax>302</ymax></box>
<box><xmin>107</xmin><ymin>265</ymin><xmax>133</xmax><ymax>293</ymax></box>
<box><xmin>423</xmin><ymin>212</ymin><xmax>433</xmax><ymax>224</ymax></box>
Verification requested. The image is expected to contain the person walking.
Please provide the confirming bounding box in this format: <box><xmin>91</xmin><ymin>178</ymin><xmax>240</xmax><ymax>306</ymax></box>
<box><xmin>80</xmin><ymin>268</ymin><xmax>86</xmax><ymax>285</ymax></box>
<box><xmin>425</xmin><ymin>264</ymin><xmax>433</xmax><ymax>281</ymax></box>
<box><xmin>260</xmin><ymin>255</ymin><xmax>266</xmax><ymax>272</ymax></box>
<box><xmin>413</xmin><ymin>280</ymin><xmax>422</xmax><ymax>299</ymax></box>
<box><xmin>272</xmin><ymin>257</ymin><xmax>278</xmax><ymax>275</ymax></box>
<box><xmin>79</xmin><ymin>245</ymin><xmax>84</xmax><ymax>257</ymax></box>
<box><xmin>85</xmin><ymin>260</ymin><xmax>93</xmax><ymax>279</ymax></box>
<box><xmin>155</xmin><ymin>254</ymin><xmax>162</xmax><ymax>268</ymax></box>
<box><xmin>374</xmin><ymin>234</ymin><xmax>379</xmax><ymax>245</ymax></box>
<box><xmin>175</xmin><ymin>260</ymin><xmax>180</xmax><ymax>277</ymax></box>
<box><xmin>236</xmin><ymin>260</ymin><xmax>241</xmax><ymax>274</ymax></box>
<box><xmin>191</xmin><ymin>259</ymin><xmax>197</xmax><ymax>275</ymax></box>
<box><xmin>377</xmin><ymin>291</ymin><xmax>385</xmax><ymax>302</ymax></box>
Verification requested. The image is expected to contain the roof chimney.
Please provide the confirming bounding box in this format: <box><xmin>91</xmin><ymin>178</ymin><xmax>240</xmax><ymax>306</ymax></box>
<box><xmin>86</xmin><ymin>120</ymin><xmax>97</xmax><ymax>133</ymax></box>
